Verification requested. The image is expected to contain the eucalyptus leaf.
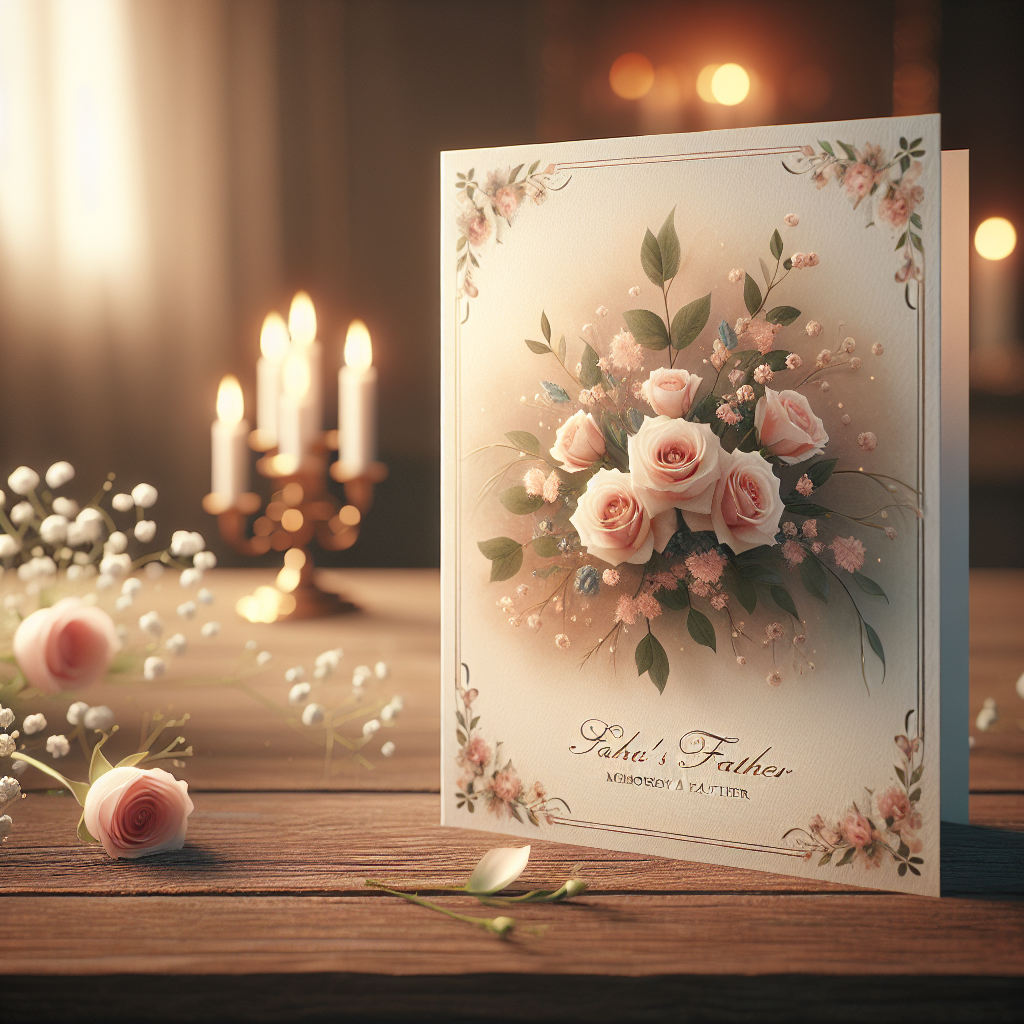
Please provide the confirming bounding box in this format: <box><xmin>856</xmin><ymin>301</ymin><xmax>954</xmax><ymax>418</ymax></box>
<box><xmin>623</xmin><ymin>308</ymin><xmax>670</xmax><ymax>350</ymax></box>
<box><xmin>557</xmin><ymin>334</ymin><xmax>567</xmax><ymax>364</ymax></box>
<box><xmin>541</xmin><ymin>380</ymin><xmax>571</xmax><ymax>403</ymax></box>
<box><xmin>525</xmin><ymin>339</ymin><xmax>549</xmax><ymax>355</ymax></box>
<box><xmin>505</xmin><ymin>430</ymin><xmax>541</xmax><ymax>455</ymax></box>
<box><xmin>540</xmin><ymin>311</ymin><xmax>551</xmax><ymax>343</ymax></box>
<box><xmin>626</xmin><ymin>407</ymin><xmax>645</xmax><ymax>433</ymax></box>
<box><xmin>499</xmin><ymin>485</ymin><xmax>544</xmax><ymax>516</ymax></box>
<box><xmin>743</xmin><ymin>274</ymin><xmax>762</xmax><ymax>316</ymax></box>
<box><xmin>718</xmin><ymin>319</ymin><xmax>738</xmax><ymax>351</ymax></box>
<box><xmin>640</xmin><ymin>228</ymin><xmax>664</xmax><ymax>287</ymax></box>
<box><xmin>671</xmin><ymin>292</ymin><xmax>711</xmax><ymax>350</ymax></box>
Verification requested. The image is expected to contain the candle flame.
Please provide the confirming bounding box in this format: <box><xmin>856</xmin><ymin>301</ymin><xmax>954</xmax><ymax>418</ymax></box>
<box><xmin>344</xmin><ymin>319</ymin><xmax>373</xmax><ymax>370</ymax></box>
<box><xmin>216</xmin><ymin>375</ymin><xmax>244</xmax><ymax>425</ymax></box>
<box><xmin>260</xmin><ymin>312</ymin><xmax>289</xmax><ymax>360</ymax></box>
<box><xmin>289</xmin><ymin>291</ymin><xmax>317</xmax><ymax>346</ymax></box>
<box><xmin>283</xmin><ymin>351</ymin><xmax>311</xmax><ymax>399</ymax></box>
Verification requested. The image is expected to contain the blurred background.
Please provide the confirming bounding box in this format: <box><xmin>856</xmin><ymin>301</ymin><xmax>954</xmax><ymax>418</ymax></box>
<box><xmin>0</xmin><ymin>0</ymin><xmax>1020</xmax><ymax>569</ymax></box>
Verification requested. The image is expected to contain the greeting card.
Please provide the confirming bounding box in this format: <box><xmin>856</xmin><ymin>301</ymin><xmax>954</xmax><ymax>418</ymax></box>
<box><xmin>441</xmin><ymin>116</ymin><xmax>948</xmax><ymax>895</ymax></box>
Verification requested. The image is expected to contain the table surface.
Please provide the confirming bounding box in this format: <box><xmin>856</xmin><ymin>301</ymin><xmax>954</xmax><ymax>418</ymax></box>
<box><xmin>2</xmin><ymin>568</ymin><xmax>1022</xmax><ymax>1023</ymax></box>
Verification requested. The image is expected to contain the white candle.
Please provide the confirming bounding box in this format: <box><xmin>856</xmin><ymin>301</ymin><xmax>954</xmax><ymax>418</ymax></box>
<box><xmin>339</xmin><ymin>319</ymin><xmax>377</xmax><ymax>475</ymax></box>
<box><xmin>277</xmin><ymin>348</ymin><xmax>314</xmax><ymax>466</ymax></box>
<box><xmin>257</xmin><ymin>312</ymin><xmax>289</xmax><ymax>439</ymax></box>
<box><xmin>211</xmin><ymin>375</ymin><xmax>249</xmax><ymax>503</ymax></box>
<box><xmin>289</xmin><ymin>291</ymin><xmax>322</xmax><ymax>436</ymax></box>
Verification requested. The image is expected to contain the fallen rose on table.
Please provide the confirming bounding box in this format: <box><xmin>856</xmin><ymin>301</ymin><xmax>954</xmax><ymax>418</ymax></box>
<box><xmin>365</xmin><ymin>845</ymin><xmax>588</xmax><ymax>937</ymax></box>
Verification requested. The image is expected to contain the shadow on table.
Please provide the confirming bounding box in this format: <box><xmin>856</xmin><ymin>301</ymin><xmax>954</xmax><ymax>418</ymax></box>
<box><xmin>941</xmin><ymin>820</ymin><xmax>1024</xmax><ymax>898</ymax></box>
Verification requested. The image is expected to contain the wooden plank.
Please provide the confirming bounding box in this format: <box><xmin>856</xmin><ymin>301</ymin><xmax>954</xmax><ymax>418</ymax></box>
<box><xmin>3</xmin><ymin>792</ymin><xmax>1021</xmax><ymax>897</ymax></box>
<box><xmin>0</xmin><ymin>891</ymin><xmax>1020</xmax><ymax>978</ymax></box>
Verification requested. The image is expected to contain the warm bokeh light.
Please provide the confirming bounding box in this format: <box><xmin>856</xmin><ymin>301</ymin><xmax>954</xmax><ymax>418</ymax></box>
<box><xmin>282</xmin><ymin>350</ymin><xmax>311</xmax><ymax>399</ymax></box>
<box><xmin>609</xmin><ymin>53</ymin><xmax>655</xmax><ymax>100</ymax></box>
<box><xmin>344</xmin><ymin>319</ymin><xmax>373</xmax><ymax>369</ymax></box>
<box><xmin>695</xmin><ymin>64</ymin><xmax>720</xmax><ymax>103</ymax></box>
<box><xmin>710</xmin><ymin>63</ymin><xmax>750</xmax><ymax>105</ymax></box>
<box><xmin>974</xmin><ymin>217</ymin><xmax>1017</xmax><ymax>261</ymax></box>
<box><xmin>236</xmin><ymin>585</ymin><xmax>296</xmax><ymax>624</ymax></box>
<box><xmin>643</xmin><ymin>66</ymin><xmax>684</xmax><ymax>112</ymax></box>
<box><xmin>260</xmin><ymin>312</ymin><xmax>289</xmax><ymax>360</ymax></box>
<box><xmin>288</xmin><ymin>290</ymin><xmax>317</xmax><ymax>345</ymax></box>
<box><xmin>216</xmin><ymin>374</ymin><xmax>244</xmax><ymax>424</ymax></box>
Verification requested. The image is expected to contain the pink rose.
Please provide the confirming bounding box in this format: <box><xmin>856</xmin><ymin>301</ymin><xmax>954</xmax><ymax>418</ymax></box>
<box><xmin>878</xmin><ymin>191</ymin><xmax>911</xmax><ymax>229</ymax></box>
<box><xmin>492</xmin><ymin>186</ymin><xmax>520</xmax><ymax>219</ymax></box>
<box><xmin>83</xmin><ymin>766</ymin><xmax>193</xmax><ymax>860</ymax></box>
<box><xmin>628</xmin><ymin>417</ymin><xmax>723</xmax><ymax>551</ymax></box>
<box><xmin>491</xmin><ymin>769</ymin><xmax>522</xmax><ymax>803</ymax></box>
<box><xmin>550</xmin><ymin>410</ymin><xmax>606</xmax><ymax>471</ymax></box>
<box><xmin>684</xmin><ymin>450</ymin><xmax>783</xmax><ymax>555</ymax></box>
<box><xmin>13</xmin><ymin>597</ymin><xmax>121</xmax><ymax>694</ymax></box>
<box><xmin>876</xmin><ymin>787</ymin><xmax>919</xmax><ymax>831</ymax></box>
<box><xmin>641</xmin><ymin>367</ymin><xmax>702</xmax><ymax>418</ymax></box>
<box><xmin>840</xmin><ymin>811</ymin><xmax>874</xmax><ymax>849</ymax></box>
<box><xmin>463</xmin><ymin>736</ymin><xmax>491</xmax><ymax>767</ymax></box>
<box><xmin>754</xmin><ymin>388</ymin><xmax>829</xmax><ymax>465</ymax></box>
<box><xmin>459</xmin><ymin>210</ymin><xmax>491</xmax><ymax>248</ymax></box>
<box><xmin>843</xmin><ymin>162</ymin><xmax>878</xmax><ymax>203</ymax></box>
<box><xmin>570</xmin><ymin>469</ymin><xmax>653</xmax><ymax>567</ymax></box>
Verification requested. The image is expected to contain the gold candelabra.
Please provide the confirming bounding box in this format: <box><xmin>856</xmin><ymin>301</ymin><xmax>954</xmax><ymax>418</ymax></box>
<box><xmin>203</xmin><ymin>429</ymin><xmax>387</xmax><ymax>621</ymax></box>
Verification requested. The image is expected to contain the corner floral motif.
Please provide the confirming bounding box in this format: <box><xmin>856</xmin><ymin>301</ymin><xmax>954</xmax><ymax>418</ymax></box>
<box><xmin>454</xmin><ymin>664</ymin><xmax>568</xmax><ymax>826</ymax></box>
<box><xmin>783</xmin><ymin>137</ymin><xmax>927</xmax><ymax>308</ymax></box>
<box><xmin>782</xmin><ymin>712</ymin><xmax>925</xmax><ymax>877</ymax></box>
<box><xmin>455</xmin><ymin>160</ymin><xmax>568</xmax><ymax>314</ymax></box>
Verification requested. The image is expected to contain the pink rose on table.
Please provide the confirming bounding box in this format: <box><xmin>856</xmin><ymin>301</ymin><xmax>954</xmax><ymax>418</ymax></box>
<box><xmin>570</xmin><ymin>469</ymin><xmax>653</xmax><ymax>567</ymax></box>
<box><xmin>83</xmin><ymin>766</ymin><xmax>193</xmax><ymax>860</ymax></box>
<box><xmin>13</xmin><ymin>597</ymin><xmax>121</xmax><ymax>694</ymax></box>
<box><xmin>840</xmin><ymin>810</ymin><xmax>874</xmax><ymax>849</ymax></box>
<box><xmin>628</xmin><ymin>417</ymin><xmax>723</xmax><ymax>552</ymax></box>
<box><xmin>640</xmin><ymin>367</ymin><xmax>702</xmax><ymax>418</ymax></box>
<box><xmin>754</xmin><ymin>388</ymin><xmax>829</xmax><ymax>465</ymax></box>
<box><xmin>683</xmin><ymin>450</ymin><xmax>783</xmax><ymax>555</ymax></box>
<box><xmin>550</xmin><ymin>410</ymin><xmax>606</xmax><ymax>471</ymax></box>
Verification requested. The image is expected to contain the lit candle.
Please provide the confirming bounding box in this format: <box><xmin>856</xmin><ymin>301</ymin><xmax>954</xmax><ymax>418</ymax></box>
<box><xmin>288</xmin><ymin>291</ymin><xmax>321</xmax><ymax>436</ymax></box>
<box><xmin>256</xmin><ymin>312</ymin><xmax>289</xmax><ymax>441</ymax></box>
<box><xmin>211</xmin><ymin>375</ymin><xmax>249</xmax><ymax>503</ymax></box>
<box><xmin>339</xmin><ymin>319</ymin><xmax>377</xmax><ymax>475</ymax></box>
<box><xmin>277</xmin><ymin>347</ymin><xmax>314</xmax><ymax>469</ymax></box>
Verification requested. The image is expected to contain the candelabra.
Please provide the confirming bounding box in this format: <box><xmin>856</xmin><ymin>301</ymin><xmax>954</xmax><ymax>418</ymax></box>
<box><xmin>203</xmin><ymin>430</ymin><xmax>387</xmax><ymax>621</ymax></box>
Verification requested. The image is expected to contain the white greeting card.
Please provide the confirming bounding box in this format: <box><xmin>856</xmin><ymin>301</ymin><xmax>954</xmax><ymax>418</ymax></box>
<box><xmin>441</xmin><ymin>116</ymin><xmax>951</xmax><ymax>896</ymax></box>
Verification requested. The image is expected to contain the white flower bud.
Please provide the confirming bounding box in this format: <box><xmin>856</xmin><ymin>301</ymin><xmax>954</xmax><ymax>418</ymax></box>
<box><xmin>353</xmin><ymin>665</ymin><xmax>372</xmax><ymax>686</ymax></box>
<box><xmin>105</xmin><ymin>531</ymin><xmax>128</xmax><ymax>554</ymax></box>
<box><xmin>165</xmin><ymin>633</ymin><xmax>187</xmax><ymax>654</ymax></box>
<box><xmin>143</xmin><ymin>656</ymin><xmax>166</xmax><ymax>680</ymax></box>
<box><xmin>0</xmin><ymin>735</ymin><xmax>17</xmax><ymax>757</ymax></box>
<box><xmin>95</xmin><ymin>572</ymin><xmax>115</xmax><ymax>590</ymax></box>
<box><xmin>83</xmin><ymin>705</ymin><xmax>115</xmax><ymax>731</ymax></box>
<box><xmin>389</xmin><ymin>695</ymin><xmax>404</xmax><ymax>711</ymax></box>
<box><xmin>380</xmin><ymin>705</ymin><xmax>395</xmax><ymax>722</ymax></box>
<box><xmin>23</xmin><ymin>713</ymin><xmax>47</xmax><ymax>735</ymax></box>
<box><xmin>200</xmin><ymin>621</ymin><xmax>221</xmax><ymax>637</ymax></box>
<box><xmin>46</xmin><ymin>734</ymin><xmax>70</xmax><ymax>758</ymax></box>
<box><xmin>0</xmin><ymin>536</ymin><xmax>21</xmax><ymax>558</ymax></box>
<box><xmin>52</xmin><ymin>497</ymin><xmax>79</xmax><ymax>518</ymax></box>
<box><xmin>0</xmin><ymin>776</ymin><xmax>21</xmax><ymax>812</ymax></box>
<box><xmin>0</xmin><ymin>815</ymin><xmax>11</xmax><ymax>838</ymax></box>
<box><xmin>39</xmin><ymin>514</ymin><xmax>68</xmax><ymax>545</ymax></box>
<box><xmin>177</xmin><ymin>600</ymin><xmax>197</xmax><ymax>619</ymax></box>
<box><xmin>131</xmin><ymin>483</ymin><xmax>158</xmax><ymax>508</ymax></box>
<box><xmin>66</xmin><ymin>701</ymin><xmax>90</xmax><ymax>726</ymax></box>
<box><xmin>374</xmin><ymin>661</ymin><xmax>389</xmax><ymax>679</ymax></box>
<box><xmin>8</xmin><ymin>467</ymin><xmax>40</xmax><ymax>495</ymax></box>
<box><xmin>380</xmin><ymin>741</ymin><xmax>396</xmax><ymax>757</ymax></box>
<box><xmin>10</xmin><ymin>759</ymin><xmax>26</xmax><ymax>776</ymax></box>
<box><xmin>134</xmin><ymin>520</ymin><xmax>157</xmax><ymax>543</ymax></box>
<box><xmin>115</xmin><ymin>595</ymin><xmax>133</xmax><ymax>611</ymax></box>
<box><xmin>122</xmin><ymin>577</ymin><xmax>142</xmax><ymax>597</ymax></box>
<box><xmin>10</xmin><ymin>501</ymin><xmax>34</xmax><ymax>526</ymax></box>
<box><xmin>288</xmin><ymin>682</ymin><xmax>312</xmax><ymax>705</ymax></box>
<box><xmin>197</xmin><ymin>588</ymin><xmax>214</xmax><ymax>605</ymax></box>
<box><xmin>285</xmin><ymin>666</ymin><xmax>305</xmax><ymax>683</ymax></box>
<box><xmin>170</xmin><ymin>530</ymin><xmax>205</xmax><ymax>557</ymax></box>
<box><xmin>0</xmin><ymin>706</ymin><xmax>15</xmax><ymax>728</ymax></box>
<box><xmin>362</xmin><ymin>718</ymin><xmax>381</xmax><ymax>737</ymax></box>
<box><xmin>99</xmin><ymin>553</ymin><xmax>131</xmax><ymax>577</ymax></box>
<box><xmin>256</xmin><ymin>651</ymin><xmax>272</xmax><ymax>666</ymax></box>
<box><xmin>193</xmin><ymin>551</ymin><xmax>217</xmax><ymax>570</ymax></box>
<box><xmin>139</xmin><ymin>610</ymin><xmax>163</xmax><ymax>636</ymax></box>
<box><xmin>301</xmin><ymin>703</ymin><xmax>325</xmax><ymax>726</ymax></box>
<box><xmin>144</xmin><ymin>561</ymin><xmax>164</xmax><ymax>579</ymax></box>
<box><xmin>179</xmin><ymin>568</ymin><xmax>202</xmax><ymax>588</ymax></box>
<box><xmin>111</xmin><ymin>493</ymin><xmax>135</xmax><ymax>513</ymax></box>
<box><xmin>45</xmin><ymin>462</ymin><xmax>75</xmax><ymax>489</ymax></box>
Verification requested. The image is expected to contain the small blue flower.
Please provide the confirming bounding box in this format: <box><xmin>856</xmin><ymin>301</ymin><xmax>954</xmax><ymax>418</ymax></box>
<box><xmin>574</xmin><ymin>565</ymin><xmax>600</xmax><ymax>596</ymax></box>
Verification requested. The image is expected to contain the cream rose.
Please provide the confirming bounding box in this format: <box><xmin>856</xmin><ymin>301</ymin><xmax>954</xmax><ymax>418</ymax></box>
<box><xmin>628</xmin><ymin>416</ymin><xmax>723</xmax><ymax>551</ymax></box>
<box><xmin>683</xmin><ymin>449</ymin><xmax>783</xmax><ymax>554</ymax></box>
<box><xmin>754</xmin><ymin>388</ymin><xmax>829</xmax><ymax>465</ymax></box>
<box><xmin>13</xmin><ymin>597</ymin><xmax>121</xmax><ymax>694</ymax></box>
<box><xmin>83</xmin><ymin>766</ymin><xmax>193</xmax><ymax>860</ymax></box>
<box><xmin>640</xmin><ymin>367</ymin><xmax>702</xmax><ymax>418</ymax></box>
<box><xmin>570</xmin><ymin>469</ymin><xmax>653</xmax><ymax>566</ymax></box>
<box><xmin>550</xmin><ymin>410</ymin><xmax>606</xmax><ymax>471</ymax></box>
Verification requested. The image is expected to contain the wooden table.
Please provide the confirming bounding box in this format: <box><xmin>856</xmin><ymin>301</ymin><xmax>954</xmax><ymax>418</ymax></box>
<box><xmin>3</xmin><ymin>569</ymin><xmax>1022</xmax><ymax>1022</ymax></box>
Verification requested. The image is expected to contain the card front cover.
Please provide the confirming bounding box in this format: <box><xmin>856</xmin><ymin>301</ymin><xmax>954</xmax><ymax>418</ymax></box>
<box><xmin>441</xmin><ymin>116</ymin><xmax>941</xmax><ymax>895</ymax></box>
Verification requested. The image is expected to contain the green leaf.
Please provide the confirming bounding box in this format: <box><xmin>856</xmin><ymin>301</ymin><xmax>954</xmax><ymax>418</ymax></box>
<box><xmin>733</xmin><ymin>575</ymin><xmax>757</xmax><ymax>613</ymax></box>
<box><xmin>656</xmin><ymin>583</ymin><xmax>689</xmax><ymax>611</ymax></box>
<box><xmin>908</xmin><ymin>137</ymin><xmax>922</xmax><ymax>150</ymax></box>
<box><xmin>540</xmin><ymin>311</ymin><xmax>551</xmax><ymax>343</ymax></box>
<box><xmin>88</xmin><ymin>730</ymin><xmax>116</xmax><ymax>783</ymax></box>
<box><xmin>911</xmin><ymin>233</ymin><xmax>924</xmax><ymax>253</ymax></box>
<box><xmin>765</xmin><ymin>305</ymin><xmax>801</xmax><ymax>326</ymax></box>
<box><xmin>640</xmin><ymin>228</ymin><xmax>664</xmax><ymax>287</ymax></box>
<box><xmin>531</xmin><ymin>536</ymin><xmax>560</xmax><ymax>558</ymax></box>
<box><xmin>784</xmin><ymin>498</ymin><xmax>831</xmax><ymax>518</ymax></box>
<box><xmin>687</xmin><ymin>607</ymin><xmax>716</xmax><ymax>651</ymax></box>
<box><xmin>508</xmin><ymin>163</ymin><xmax>523</xmax><ymax>184</ymax></box>
<box><xmin>525</xmin><ymin>339</ymin><xmax>549</xmax><ymax>355</ymax></box>
<box><xmin>895</xmin><ymin>765</ymin><xmax>907</xmax><ymax>784</ymax></box>
<box><xmin>806</xmin><ymin>458</ymin><xmax>838</xmax><ymax>488</ymax></box>
<box><xmin>853</xmin><ymin>571</ymin><xmax>888</xmax><ymax>602</ymax></box>
<box><xmin>3</xmin><ymin>752</ymin><xmax>90</xmax><ymax>807</ymax></box>
<box><xmin>635</xmin><ymin>632</ymin><xmax>669</xmax><ymax>693</ymax></box>
<box><xmin>528</xmin><ymin>159</ymin><xmax>540</xmax><ymax>175</ymax></box>
<box><xmin>910</xmin><ymin>212</ymin><xmax>922</xmax><ymax>228</ymax></box>
<box><xmin>837</xmin><ymin>846</ymin><xmax>856</xmax><ymax>866</ymax></box>
<box><xmin>489</xmin><ymin>546</ymin><xmax>523</xmax><ymax>582</ymax></box>
<box><xmin>114</xmin><ymin>751</ymin><xmax>150</xmax><ymax>769</ymax></box>
<box><xmin>818</xmin><ymin>140</ymin><xmax>835</xmax><ymax>157</ymax></box>
<box><xmin>718</xmin><ymin>319</ymin><xmax>738</xmax><ymax>351</ymax></box>
<box><xmin>657</xmin><ymin>207</ymin><xmax>680</xmax><ymax>281</ymax></box>
<box><xmin>505</xmin><ymin>430</ymin><xmax>541</xmax><ymax>455</ymax></box>
<box><xmin>623</xmin><ymin>308</ymin><xmax>669</xmax><ymax>350</ymax></box>
<box><xmin>864</xmin><ymin>620</ymin><xmax>886</xmax><ymax>679</ymax></box>
<box><xmin>478</xmin><ymin>536</ymin><xmax>521</xmax><ymax>559</ymax></box>
<box><xmin>909</xmin><ymin>788</ymin><xmax>921</xmax><ymax>803</ymax></box>
<box><xmin>670</xmin><ymin>292</ymin><xmax>711</xmax><ymax>350</ymax></box>
<box><xmin>818</xmin><ymin>851</ymin><xmax>833</xmax><ymax>866</ymax></box>
<box><xmin>541</xmin><ymin>381</ymin><xmax>571</xmax><ymax>403</ymax></box>
<box><xmin>910</xmin><ymin>765</ymin><xmax>923</xmax><ymax>785</ymax></box>
<box><xmin>770</xmin><ymin>228</ymin><xmax>783</xmax><ymax>260</ymax></box>
<box><xmin>770</xmin><ymin>585</ymin><xmax>799</xmax><ymax>618</ymax></box>
<box><xmin>895</xmin><ymin>231</ymin><xmax>907</xmax><ymax>250</ymax></box>
<box><xmin>899</xmin><ymin>136</ymin><xmax>908</xmax><ymax>150</ymax></box>
<box><xmin>77</xmin><ymin>812</ymin><xmax>99</xmax><ymax>844</ymax></box>
<box><xmin>838</xmin><ymin>141</ymin><xmax>857</xmax><ymax>161</ymax></box>
<box><xmin>798</xmin><ymin>553</ymin><xmax>830</xmax><ymax>603</ymax></box>
<box><xmin>557</xmin><ymin>335</ymin><xmax>567</xmax><ymax>364</ymax></box>
<box><xmin>499</xmin><ymin>485</ymin><xmax>543</xmax><ymax>516</ymax></box>
<box><xmin>743</xmin><ymin>274</ymin><xmax>762</xmax><ymax>315</ymax></box>
<box><xmin>733</xmin><ymin>553</ymin><xmax>783</xmax><ymax>586</ymax></box>
<box><xmin>580</xmin><ymin>343</ymin><xmax>602</xmax><ymax>387</ymax></box>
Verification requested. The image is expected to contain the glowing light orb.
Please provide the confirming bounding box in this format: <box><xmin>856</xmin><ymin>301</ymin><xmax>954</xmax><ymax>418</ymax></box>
<box><xmin>609</xmin><ymin>53</ymin><xmax>655</xmax><ymax>100</ymax></box>
<box><xmin>974</xmin><ymin>217</ymin><xmax>1017</xmax><ymax>261</ymax></box>
<box><xmin>710</xmin><ymin>63</ymin><xmax>750</xmax><ymax>105</ymax></box>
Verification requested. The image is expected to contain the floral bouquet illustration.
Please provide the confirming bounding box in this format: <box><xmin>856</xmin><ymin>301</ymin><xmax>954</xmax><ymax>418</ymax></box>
<box><xmin>475</xmin><ymin>199</ymin><xmax>922</xmax><ymax>695</ymax></box>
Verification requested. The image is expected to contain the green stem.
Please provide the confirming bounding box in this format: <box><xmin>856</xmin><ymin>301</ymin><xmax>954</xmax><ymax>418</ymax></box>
<box><xmin>364</xmin><ymin>880</ymin><xmax>514</xmax><ymax>935</ymax></box>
